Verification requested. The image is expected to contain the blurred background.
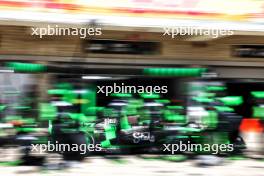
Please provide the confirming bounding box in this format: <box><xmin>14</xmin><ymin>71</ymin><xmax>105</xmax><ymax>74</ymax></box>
<box><xmin>0</xmin><ymin>0</ymin><xmax>264</xmax><ymax>176</ymax></box>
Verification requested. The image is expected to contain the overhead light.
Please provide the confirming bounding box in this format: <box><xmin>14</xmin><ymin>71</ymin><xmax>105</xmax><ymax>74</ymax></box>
<box><xmin>73</xmin><ymin>90</ymin><xmax>88</xmax><ymax>94</ymax></box>
<box><xmin>51</xmin><ymin>101</ymin><xmax>72</xmax><ymax>106</ymax></box>
<box><xmin>0</xmin><ymin>68</ymin><xmax>14</xmax><ymax>73</ymax></box>
<box><xmin>109</xmin><ymin>102</ymin><xmax>128</xmax><ymax>106</ymax></box>
<box><xmin>82</xmin><ymin>76</ymin><xmax>112</xmax><ymax>80</ymax></box>
<box><xmin>0</xmin><ymin>123</ymin><xmax>13</xmax><ymax>128</ymax></box>
<box><xmin>0</xmin><ymin>70</ymin><xmax>14</xmax><ymax>73</ymax></box>
<box><xmin>144</xmin><ymin>102</ymin><xmax>163</xmax><ymax>107</ymax></box>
